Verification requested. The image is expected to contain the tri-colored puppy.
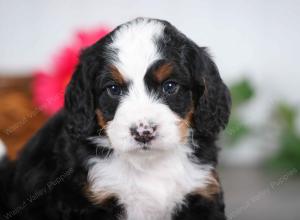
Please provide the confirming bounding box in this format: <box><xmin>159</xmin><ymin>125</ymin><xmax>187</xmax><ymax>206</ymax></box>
<box><xmin>0</xmin><ymin>18</ymin><xmax>231</xmax><ymax>220</ymax></box>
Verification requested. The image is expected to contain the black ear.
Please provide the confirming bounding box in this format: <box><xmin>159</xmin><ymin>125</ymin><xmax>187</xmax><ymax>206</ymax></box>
<box><xmin>191</xmin><ymin>47</ymin><xmax>231</xmax><ymax>138</ymax></box>
<box><xmin>64</xmin><ymin>60</ymin><xmax>97</xmax><ymax>140</ymax></box>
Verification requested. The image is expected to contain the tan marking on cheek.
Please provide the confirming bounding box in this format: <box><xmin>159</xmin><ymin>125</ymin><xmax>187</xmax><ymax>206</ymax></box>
<box><xmin>110</xmin><ymin>66</ymin><xmax>126</xmax><ymax>85</ymax></box>
<box><xmin>178</xmin><ymin>108</ymin><xmax>194</xmax><ymax>142</ymax></box>
<box><xmin>95</xmin><ymin>109</ymin><xmax>107</xmax><ymax>129</ymax></box>
<box><xmin>154</xmin><ymin>63</ymin><xmax>173</xmax><ymax>82</ymax></box>
<box><xmin>84</xmin><ymin>184</ymin><xmax>116</xmax><ymax>205</ymax></box>
<box><xmin>192</xmin><ymin>170</ymin><xmax>221</xmax><ymax>200</ymax></box>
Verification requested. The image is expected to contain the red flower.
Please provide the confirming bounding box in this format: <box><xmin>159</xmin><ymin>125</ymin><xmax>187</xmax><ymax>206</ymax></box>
<box><xmin>33</xmin><ymin>27</ymin><xmax>110</xmax><ymax>115</ymax></box>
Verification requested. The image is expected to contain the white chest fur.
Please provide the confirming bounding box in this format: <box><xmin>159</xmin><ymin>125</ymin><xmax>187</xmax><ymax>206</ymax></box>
<box><xmin>87</xmin><ymin>149</ymin><xmax>211</xmax><ymax>220</ymax></box>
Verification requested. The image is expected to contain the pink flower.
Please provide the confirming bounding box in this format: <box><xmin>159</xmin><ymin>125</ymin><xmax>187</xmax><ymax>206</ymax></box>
<box><xmin>33</xmin><ymin>27</ymin><xmax>110</xmax><ymax>115</ymax></box>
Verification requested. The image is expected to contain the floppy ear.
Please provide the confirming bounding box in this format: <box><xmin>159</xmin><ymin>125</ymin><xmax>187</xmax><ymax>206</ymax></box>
<box><xmin>64</xmin><ymin>60</ymin><xmax>97</xmax><ymax>140</ymax></box>
<box><xmin>191</xmin><ymin>47</ymin><xmax>231</xmax><ymax>138</ymax></box>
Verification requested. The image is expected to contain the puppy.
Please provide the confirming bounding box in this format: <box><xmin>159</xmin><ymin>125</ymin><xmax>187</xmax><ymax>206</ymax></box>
<box><xmin>0</xmin><ymin>18</ymin><xmax>231</xmax><ymax>220</ymax></box>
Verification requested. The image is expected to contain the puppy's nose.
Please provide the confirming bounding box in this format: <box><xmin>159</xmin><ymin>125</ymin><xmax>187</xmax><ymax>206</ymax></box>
<box><xmin>130</xmin><ymin>122</ymin><xmax>157</xmax><ymax>144</ymax></box>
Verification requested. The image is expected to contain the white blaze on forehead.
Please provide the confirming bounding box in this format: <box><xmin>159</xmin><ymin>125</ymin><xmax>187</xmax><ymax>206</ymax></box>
<box><xmin>110</xmin><ymin>19</ymin><xmax>164</xmax><ymax>81</ymax></box>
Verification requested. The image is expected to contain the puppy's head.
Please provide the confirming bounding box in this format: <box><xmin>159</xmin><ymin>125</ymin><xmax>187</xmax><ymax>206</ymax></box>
<box><xmin>65</xmin><ymin>18</ymin><xmax>231</xmax><ymax>156</ymax></box>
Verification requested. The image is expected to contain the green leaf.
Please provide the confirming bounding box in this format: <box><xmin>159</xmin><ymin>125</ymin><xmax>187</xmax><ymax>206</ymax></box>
<box><xmin>230</xmin><ymin>79</ymin><xmax>254</xmax><ymax>108</ymax></box>
<box><xmin>267</xmin><ymin>131</ymin><xmax>300</xmax><ymax>170</ymax></box>
<box><xmin>275</xmin><ymin>102</ymin><xmax>297</xmax><ymax>131</ymax></box>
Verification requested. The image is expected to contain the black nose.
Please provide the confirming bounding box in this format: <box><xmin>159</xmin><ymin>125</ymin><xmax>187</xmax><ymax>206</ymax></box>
<box><xmin>130</xmin><ymin>123</ymin><xmax>157</xmax><ymax>144</ymax></box>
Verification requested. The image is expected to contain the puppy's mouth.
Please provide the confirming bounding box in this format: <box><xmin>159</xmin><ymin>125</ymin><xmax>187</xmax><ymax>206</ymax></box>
<box><xmin>134</xmin><ymin>142</ymin><xmax>153</xmax><ymax>152</ymax></box>
<box><xmin>141</xmin><ymin>144</ymin><xmax>151</xmax><ymax>151</ymax></box>
<box><xmin>127</xmin><ymin>141</ymin><xmax>154</xmax><ymax>153</ymax></box>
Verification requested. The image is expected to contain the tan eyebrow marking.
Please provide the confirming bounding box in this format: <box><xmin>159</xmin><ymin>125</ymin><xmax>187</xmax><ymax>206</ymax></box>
<box><xmin>154</xmin><ymin>63</ymin><xmax>173</xmax><ymax>82</ymax></box>
<box><xmin>110</xmin><ymin>66</ymin><xmax>126</xmax><ymax>85</ymax></box>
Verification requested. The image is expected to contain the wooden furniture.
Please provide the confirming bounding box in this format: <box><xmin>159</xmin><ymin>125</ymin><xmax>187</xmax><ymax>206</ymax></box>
<box><xmin>0</xmin><ymin>76</ymin><xmax>48</xmax><ymax>159</ymax></box>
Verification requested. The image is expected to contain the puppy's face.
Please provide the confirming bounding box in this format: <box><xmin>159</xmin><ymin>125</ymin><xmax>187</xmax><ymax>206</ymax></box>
<box><xmin>94</xmin><ymin>20</ymin><xmax>197</xmax><ymax>155</ymax></box>
<box><xmin>65</xmin><ymin>18</ymin><xmax>230</xmax><ymax>157</ymax></box>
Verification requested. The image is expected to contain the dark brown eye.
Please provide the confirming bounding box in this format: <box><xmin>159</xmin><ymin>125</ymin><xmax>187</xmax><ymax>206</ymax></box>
<box><xmin>107</xmin><ymin>85</ymin><xmax>122</xmax><ymax>97</ymax></box>
<box><xmin>162</xmin><ymin>81</ymin><xmax>179</xmax><ymax>95</ymax></box>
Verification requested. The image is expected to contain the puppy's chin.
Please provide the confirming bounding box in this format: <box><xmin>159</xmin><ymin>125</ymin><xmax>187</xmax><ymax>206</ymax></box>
<box><xmin>122</xmin><ymin>141</ymin><xmax>175</xmax><ymax>156</ymax></box>
<box><xmin>123</xmin><ymin>145</ymin><xmax>169</xmax><ymax>159</ymax></box>
<box><xmin>115</xmin><ymin>144</ymin><xmax>185</xmax><ymax>172</ymax></box>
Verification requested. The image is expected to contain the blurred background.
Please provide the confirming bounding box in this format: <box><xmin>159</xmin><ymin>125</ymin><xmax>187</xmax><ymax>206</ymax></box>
<box><xmin>0</xmin><ymin>0</ymin><xmax>299</xmax><ymax>219</ymax></box>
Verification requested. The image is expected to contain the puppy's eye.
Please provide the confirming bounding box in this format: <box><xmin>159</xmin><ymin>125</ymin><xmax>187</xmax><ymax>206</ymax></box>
<box><xmin>162</xmin><ymin>81</ymin><xmax>179</xmax><ymax>95</ymax></box>
<box><xmin>107</xmin><ymin>85</ymin><xmax>122</xmax><ymax>97</ymax></box>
